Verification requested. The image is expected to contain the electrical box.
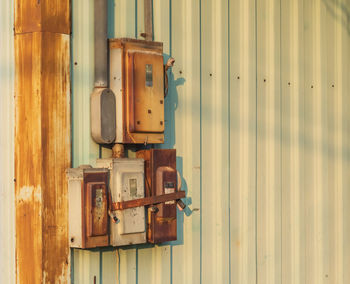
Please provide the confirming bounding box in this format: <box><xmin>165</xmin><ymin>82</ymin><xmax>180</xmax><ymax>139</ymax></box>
<box><xmin>136</xmin><ymin>149</ymin><xmax>179</xmax><ymax>243</ymax></box>
<box><xmin>66</xmin><ymin>166</ymin><xmax>109</xmax><ymax>249</ymax></box>
<box><xmin>91</xmin><ymin>88</ymin><xmax>116</xmax><ymax>144</ymax></box>
<box><xmin>96</xmin><ymin>158</ymin><xmax>147</xmax><ymax>246</ymax></box>
<box><xmin>109</xmin><ymin>38</ymin><xmax>165</xmax><ymax>144</ymax></box>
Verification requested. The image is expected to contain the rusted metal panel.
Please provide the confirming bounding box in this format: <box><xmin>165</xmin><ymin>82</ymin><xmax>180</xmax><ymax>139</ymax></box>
<box><xmin>15</xmin><ymin>32</ymin><xmax>71</xmax><ymax>283</ymax></box>
<box><xmin>130</xmin><ymin>52</ymin><xmax>164</xmax><ymax>133</ymax></box>
<box><xmin>15</xmin><ymin>0</ymin><xmax>70</xmax><ymax>34</ymax></box>
<box><xmin>67</xmin><ymin>168</ymin><xmax>109</xmax><ymax>249</ymax></box>
<box><xmin>84</xmin><ymin>171</ymin><xmax>109</xmax><ymax>248</ymax></box>
<box><xmin>109</xmin><ymin>38</ymin><xmax>165</xmax><ymax>144</ymax></box>
<box><xmin>15</xmin><ymin>33</ymin><xmax>44</xmax><ymax>284</ymax></box>
<box><xmin>136</xmin><ymin>149</ymin><xmax>179</xmax><ymax>243</ymax></box>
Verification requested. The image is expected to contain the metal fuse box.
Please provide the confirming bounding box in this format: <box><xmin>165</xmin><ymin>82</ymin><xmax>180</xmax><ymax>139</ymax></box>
<box><xmin>66</xmin><ymin>166</ymin><xmax>109</xmax><ymax>249</ymax></box>
<box><xmin>96</xmin><ymin>158</ymin><xmax>147</xmax><ymax>246</ymax></box>
<box><xmin>109</xmin><ymin>38</ymin><xmax>165</xmax><ymax>144</ymax></box>
<box><xmin>136</xmin><ymin>149</ymin><xmax>179</xmax><ymax>243</ymax></box>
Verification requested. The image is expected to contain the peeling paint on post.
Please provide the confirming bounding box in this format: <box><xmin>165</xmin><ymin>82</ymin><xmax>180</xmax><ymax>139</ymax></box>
<box><xmin>15</xmin><ymin>1</ymin><xmax>71</xmax><ymax>283</ymax></box>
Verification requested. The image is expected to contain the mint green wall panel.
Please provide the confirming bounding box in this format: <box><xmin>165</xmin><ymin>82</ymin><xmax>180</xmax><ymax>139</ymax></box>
<box><xmin>71</xmin><ymin>0</ymin><xmax>350</xmax><ymax>283</ymax></box>
<box><xmin>0</xmin><ymin>0</ymin><xmax>15</xmax><ymax>283</ymax></box>
<box><xmin>229</xmin><ymin>0</ymin><xmax>257</xmax><ymax>282</ymax></box>
<box><xmin>201</xmin><ymin>0</ymin><xmax>230</xmax><ymax>283</ymax></box>
<box><xmin>257</xmin><ymin>0</ymin><xmax>281</xmax><ymax>283</ymax></box>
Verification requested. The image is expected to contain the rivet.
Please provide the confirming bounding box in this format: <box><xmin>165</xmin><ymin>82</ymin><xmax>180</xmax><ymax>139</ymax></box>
<box><xmin>74</xmin><ymin>62</ymin><xmax>78</xmax><ymax>66</ymax></box>
<box><xmin>237</xmin><ymin>76</ymin><xmax>240</xmax><ymax>79</ymax></box>
<box><xmin>288</xmin><ymin>82</ymin><xmax>291</xmax><ymax>86</ymax></box>
<box><xmin>311</xmin><ymin>85</ymin><xmax>314</xmax><ymax>88</ymax></box>
<box><xmin>264</xmin><ymin>79</ymin><xmax>266</xmax><ymax>82</ymax></box>
<box><xmin>70</xmin><ymin>237</ymin><xmax>74</xmax><ymax>243</ymax></box>
<box><xmin>137</xmin><ymin>121</ymin><xmax>140</xmax><ymax>125</ymax></box>
<box><xmin>160</xmin><ymin>100</ymin><xmax>163</xmax><ymax>104</ymax></box>
<box><xmin>114</xmin><ymin>77</ymin><xmax>116</xmax><ymax>80</ymax></box>
<box><xmin>332</xmin><ymin>84</ymin><xmax>335</xmax><ymax>88</ymax></box>
<box><xmin>160</xmin><ymin>121</ymin><xmax>163</xmax><ymax>125</ymax></box>
<box><xmin>148</xmin><ymin>109</ymin><xmax>152</xmax><ymax>114</ymax></box>
<box><xmin>179</xmin><ymin>70</ymin><xmax>182</xmax><ymax>74</ymax></box>
<box><xmin>210</xmin><ymin>73</ymin><xmax>212</xmax><ymax>77</ymax></box>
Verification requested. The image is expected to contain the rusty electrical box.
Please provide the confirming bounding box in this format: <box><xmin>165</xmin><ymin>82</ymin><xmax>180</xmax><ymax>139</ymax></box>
<box><xmin>85</xmin><ymin>34</ymin><xmax>186</xmax><ymax>249</ymax></box>
<box><xmin>136</xmin><ymin>149</ymin><xmax>180</xmax><ymax>243</ymax></box>
<box><xmin>109</xmin><ymin>38</ymin><xmax>165</xmax><ymax>144</ymax></box>
<box><xmin>67</xmin><ymin>166</ymin><xmax>109</xmax><ymax>249</ymax></box>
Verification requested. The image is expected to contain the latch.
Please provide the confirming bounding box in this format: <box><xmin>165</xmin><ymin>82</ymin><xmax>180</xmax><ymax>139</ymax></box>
<box><xmin>111</xmin><ymin>190</ymin><xmax>186</xmax><ymax>211</ymax></box>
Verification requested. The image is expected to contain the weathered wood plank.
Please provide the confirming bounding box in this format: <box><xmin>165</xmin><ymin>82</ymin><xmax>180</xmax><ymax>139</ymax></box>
<box><xmin>15</xmin><ymin>32</ymin><xmax>71</xmax><ymax>283</ymax></box>
<box><xmin>15</xmin><ymin>0</ymin><xmax>70</xmax><ymax>34</ymax></box>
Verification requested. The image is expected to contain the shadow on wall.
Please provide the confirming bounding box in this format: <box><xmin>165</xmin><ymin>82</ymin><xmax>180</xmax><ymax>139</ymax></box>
<box><xmin>157</xmin><ymin>53</ymin><xmax>186</xmax><ymax>149</ymax></box>
<box><xmin>322</xmin><ymin>0</ymin><xmax>350</xmax><ymax>34</ymax></box>
<box><xmin>155</xmin><ymin>53</ymin><xmax>190</xmax><ymax>247</ymax></box>
<box><xmin>107</xmin><ymin>0</ymin><xmax>115</xmax><ymax>38</ymax></box>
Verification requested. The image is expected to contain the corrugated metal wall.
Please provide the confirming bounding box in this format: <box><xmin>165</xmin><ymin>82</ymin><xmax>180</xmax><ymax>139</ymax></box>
<box><xmin>0</xmin><ymin>0</ymin><xmax>15</xmax><ymax>283</ymax></box>
<box><xmin>71</xmin><ymin>0</ymin><xmax>350</xmax><ymax>283</ymax></box>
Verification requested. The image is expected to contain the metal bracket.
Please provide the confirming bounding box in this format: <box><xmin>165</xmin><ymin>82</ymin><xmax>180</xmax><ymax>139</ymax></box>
<box><xmin>111</xmin><ymin>191</ymin><xmax>186</xmax><ymax>211</ymax></box>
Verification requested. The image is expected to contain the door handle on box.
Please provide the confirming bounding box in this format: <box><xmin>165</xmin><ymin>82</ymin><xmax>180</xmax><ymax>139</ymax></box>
<box><xmin>111</xmin><ymin>191</ymin><xmax>186</xmax><ymax>211</ymax></box>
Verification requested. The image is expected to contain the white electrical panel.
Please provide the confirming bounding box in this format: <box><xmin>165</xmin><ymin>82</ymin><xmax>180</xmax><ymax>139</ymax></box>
<box><xmin>96</xmin><ymin>158</ymin><xmax>146</xmax><ymax>246</ymax></box>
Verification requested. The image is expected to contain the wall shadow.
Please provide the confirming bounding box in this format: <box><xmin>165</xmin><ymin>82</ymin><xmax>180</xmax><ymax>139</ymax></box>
<box><xmin>322</xmin><ymin>0</ymin><xmax>350</xmax><ymax>35</ymax></box>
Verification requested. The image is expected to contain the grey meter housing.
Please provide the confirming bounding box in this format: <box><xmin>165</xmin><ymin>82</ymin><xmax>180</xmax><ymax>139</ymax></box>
<box><xmin>91</xmin><ymin>88</ymin><xmax>116</xmax><ymax>144</ymax></box>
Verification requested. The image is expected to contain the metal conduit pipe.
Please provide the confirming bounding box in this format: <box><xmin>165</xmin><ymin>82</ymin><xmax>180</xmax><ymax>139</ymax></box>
<box><xmin>94</xmin><ymin>0</ymin><xmax>108</xmax><ymax>88</ymax></box>
<box><xmin>91</xmin><ymin>0</ymin><xmax>116</xmax><ymax>144</ymax></box>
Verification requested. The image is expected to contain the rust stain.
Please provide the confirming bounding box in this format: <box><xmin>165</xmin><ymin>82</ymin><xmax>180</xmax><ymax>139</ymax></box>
<box><xmin>15</xmin><ymin>32</ymin><xmax>71</xmax><ymax>283</ymax></box>
<box><xmin>136</xmin><ymin>149</ymin><xmax>179</xmax><ymax>244</ymax></box>
<box><xmin>15</xmin><ymin>0</ymin><xmax>70</xmax><ymax>34</ymax></box>
<box><xmin>15</xmin><ymin>186</ymin><xmax>43</xmax><ymax>284</ymax></box>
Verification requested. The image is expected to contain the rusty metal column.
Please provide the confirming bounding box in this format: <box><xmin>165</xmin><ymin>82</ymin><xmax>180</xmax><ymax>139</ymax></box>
<box><xmin>14</xmin><ymin>1</ymin><xmax>71</xmax><ymax>283</ymax></box>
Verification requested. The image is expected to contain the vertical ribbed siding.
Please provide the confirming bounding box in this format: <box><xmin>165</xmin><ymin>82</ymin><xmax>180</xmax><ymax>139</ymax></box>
<box><xmin>170</xmin><ymin>1</ymin><xmax>201</xmax><ymax>284</ymax></box>
<box><xmin>0</xmin><ymin>0</ymin><xmax>15</xmax><ymax>283</ymax></box>
<box><xmin>281</xmin><ymin>0</ymin><xmax>305</xmax><ymax>283</ymax></box>
<box><xmin>257</xmin><ymin>0</ymin><xmax>281</xmax><ymax>283</ymax></box>
<box><xmin>229</xmin><ymin>0</ymin><xmax>257</xmax><ymax>283</ymax></box>
<box><xmin>71</xmin><ymin>0</ymin><xmax>350</xmax><ymax>283</ymax></box>
<box><xmin>201</xmin><ymin>0</ymin><xmax>230</xmax><ymax>283</ymax></box>
<box><xmin>280</xmin><ymin>1</ymin><xmax>350</xmax><ymax>284</ymax></box>
<box><xmin>339</xmin><ymin>2</ymin><xmax>350</xmax><ymax>282</ymax></box>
